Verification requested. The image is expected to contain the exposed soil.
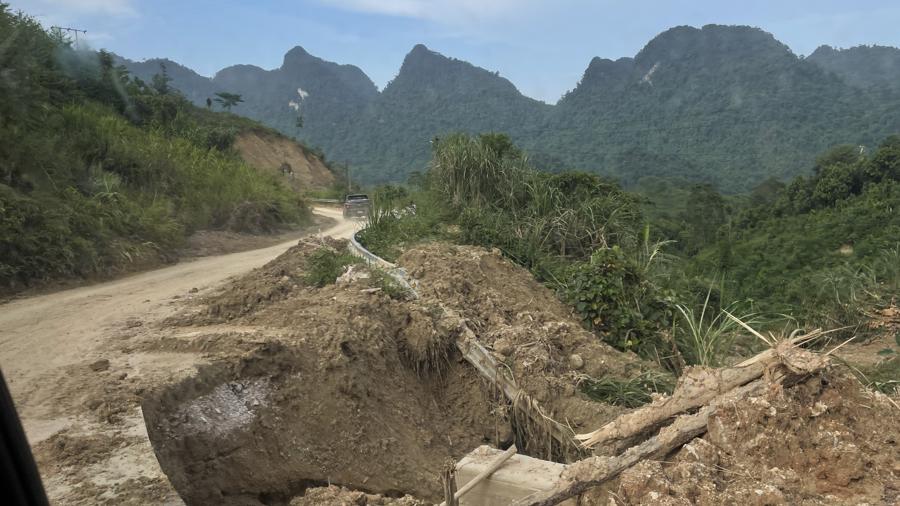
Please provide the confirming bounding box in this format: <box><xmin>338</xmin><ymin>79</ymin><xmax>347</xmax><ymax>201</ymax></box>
<box><xmin>133</xmin><ymin>241</ymin><xmax>653</xmax><ymax>504</ymax></box>
<box><xmin>615</xmin><ymin>369</ymin><xmax>900</xmax><ymax>505</ymax></box>
<box><xmin>0</xmin><ymin>207</ymin><xmax>358</xmax><ymax>505</ymax></box>
<box><xmin>400</xmin><ymin>243</ymin><xmax>657</xmax><ymax>449</ymax></box>
<box><xmin>233</xmin><ymin>130</ymin><xmax>335</xmax><ymax>190</ymax></box>
<box><xmin>7</xmin><ymin>220</ymin><xmax>899</xmax><ymax>506</ymax></box>
<box><xmin>196</xmin><ymin>236</ymin><xmax>349</xmax><ymax>321</ymax></box>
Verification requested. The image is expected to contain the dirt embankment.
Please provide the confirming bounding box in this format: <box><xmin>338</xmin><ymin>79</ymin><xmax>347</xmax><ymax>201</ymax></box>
<box><xmin>234</xmin><ymin>130</ymin><xmax>335</xmax><ymax>191</ymax></box>
<box><xmin>138</xmin><ymin>241</ymin><xmax>653</xmax><ymax>504</ymax></box>
<box><xmin>22</xmin><ymin>232</ymin><xmax>899</xmax><ymax>506</ymax></box>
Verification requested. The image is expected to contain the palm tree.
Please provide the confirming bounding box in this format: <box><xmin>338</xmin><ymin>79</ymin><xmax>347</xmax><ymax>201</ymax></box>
<box><xmin>214</xmin><ymin>92</ymin><xmax>243</xmax><ymax>111</ymax></box>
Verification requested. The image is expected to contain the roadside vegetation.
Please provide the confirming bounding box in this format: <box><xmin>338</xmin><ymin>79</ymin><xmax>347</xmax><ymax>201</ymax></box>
<box><xmin>359</xmin><ymin>131</ymin><xmax>900</xmax><ymax>394</ymax></box>
<box><xmin>0</xmin><ymin>6</ymin><xmax>309</xmax><ymax>293</ymax></box>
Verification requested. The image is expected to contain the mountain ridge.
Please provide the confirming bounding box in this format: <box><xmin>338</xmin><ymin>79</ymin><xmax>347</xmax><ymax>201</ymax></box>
<box><xmin>115</xmin><ymin>27</ymin><xmax>900</xmax><ymax>191</ymax></box>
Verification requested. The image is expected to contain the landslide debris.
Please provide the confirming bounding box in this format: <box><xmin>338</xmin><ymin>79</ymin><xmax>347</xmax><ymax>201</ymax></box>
<box><xmin>616</xmin><ymin>370</ymin><xmax>900</xmax><ymax>505</ymax></box>
<box><xmin>145</xmin><ymin>241</ymin><xmax>655</xmax><ymax>504</ymax></box>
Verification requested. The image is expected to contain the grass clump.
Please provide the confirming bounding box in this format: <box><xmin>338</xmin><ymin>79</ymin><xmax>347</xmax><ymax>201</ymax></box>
<box><xmin>304</xmin><ymin>248</ymin><xmax>361</xmax><ymax>287</ymax></box>
<box><xmin>578</xmin><ymin>371</ymin><xmax>675</xmax><ymax>408</ymax></box>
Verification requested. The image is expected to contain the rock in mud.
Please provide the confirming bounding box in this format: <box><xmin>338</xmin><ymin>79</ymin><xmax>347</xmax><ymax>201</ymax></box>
<box><xmin>89</xmin><ymin>359</ymin><xmax>110</xmax><ymax>372</ymax></box>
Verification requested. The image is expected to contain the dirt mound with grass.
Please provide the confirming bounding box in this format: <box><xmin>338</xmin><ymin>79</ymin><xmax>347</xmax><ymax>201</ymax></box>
<box><xmin>143</xmin><ymin>240</ymin><xmax>662</xmax><ymax>504</ymax></box>
<box><xmin>193</xmin><ymin>237</ymin><xmax>347</xmax><ymax>321</ymax></box>
<box><xmin>399</xmin><ymin>243</ymin><xmax>659</xmax><ymax>447</ymax></box>
<box><xmin>616</xmin><ymin>369</ymin><xmax>900</xmax><ymax>505</ymax></box>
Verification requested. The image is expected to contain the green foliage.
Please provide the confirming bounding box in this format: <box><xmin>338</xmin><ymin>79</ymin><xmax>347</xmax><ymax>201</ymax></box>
<box><xmin>0</xmin><ymin>7</ymin><xmax>308</xmax><ymax>291</ymax></box>
<box><xmin>214</xmin><ymin>91</ymin><xmax>243</xmax><ymax>111</ymax></box>
<box><xmin>368</xmin><ymin>268</ymin><xmax>411</xmax><ymax>300</ymax></box>
<box><xmin>673</xmin><ymin>284</ymin><xmax>759</xmax><ymax>367</ymax></box>
<box><xmin>564</xmin><ymin>247</ymin><xmax>671</xmax><ymax>352</ymax></box>
<box><xmin>578</xmin><ymin>371</ymin><xmax>675</xmax><ymax>408</ymax></box>
<box><xmin>303</xmin><ymin>248</ymin><xmax>361</xmax><ymax>287</ymax></box>
<box><xmin>356</xmin><ymin>186</ymin><xmax>450</xmax><ymax>263</ymax></box>
<box><xmin>855</xmin><ymin>358</ymin><xmax>900</xmax><ymax>395</ymax></box>
<box><xmin>681</xmin><ymin>136</ymin><xmax>900</xmax><ymax>333</ymax></box>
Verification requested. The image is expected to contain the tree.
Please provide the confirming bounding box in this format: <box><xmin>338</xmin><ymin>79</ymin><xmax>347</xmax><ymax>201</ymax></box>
<box><xmin>681</xmin><ymin>184</ymin><xmax>726</xmax><ymax>253</ymax></box>
<box><xmin>213</xmin><ymin>92</ymin><xmax>243</xmax><ymax>111</ymax></box>
<box><xmin>151</xmin><ymin>62</ymin><xmax>172</xmax><ymax>95</ymax></box>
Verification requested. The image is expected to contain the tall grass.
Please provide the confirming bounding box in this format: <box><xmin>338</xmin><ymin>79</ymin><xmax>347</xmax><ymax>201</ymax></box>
<box><xmin>673</xmin><ymin>283</ymin><xmax>759</xmax><ymax>367</ymax></box>
<box><xmin>1</xmin><ymin>101</ymin><xmax>308</xmax><ymax>290</ymax></box>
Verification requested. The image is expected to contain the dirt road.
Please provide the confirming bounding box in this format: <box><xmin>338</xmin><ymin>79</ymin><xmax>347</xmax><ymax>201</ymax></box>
<box><xmin>0</xmin><ymin>206</ymin><xmax>359</xmax><ymax>504</ymax></box>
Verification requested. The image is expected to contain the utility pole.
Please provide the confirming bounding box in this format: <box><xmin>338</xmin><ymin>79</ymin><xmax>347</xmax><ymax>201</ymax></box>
<box><xmin>51</xmin><ymin>26</ymin><xmax>87</xmax><ymax>46</ymax></box>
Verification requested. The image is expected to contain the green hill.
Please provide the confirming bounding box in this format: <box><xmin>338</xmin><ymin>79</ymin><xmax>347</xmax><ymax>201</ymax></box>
<box><xmin>807</xmin><ymin>44</ymin><xmax>900</xmax><ymax>90</ymax></box>
<box><xmin>0</xmin><ymin>7</ymin><xmax>310</xmax><ymax>293</ymax></box>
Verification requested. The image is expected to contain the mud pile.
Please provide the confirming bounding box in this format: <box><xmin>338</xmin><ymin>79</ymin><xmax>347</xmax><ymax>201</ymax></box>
<box><xmin>145</xmin><ymin>241</ymin><xmax>660</xmax><ymax>504</ymax></box>
<box><xmin>400</xmin><ymin>244</ymin><xmax>657</xmax><ymax>441</ymax></box>
<box><xmin>198</xmin><ymin>237</ymin><xmax>346</xmax><ymax>320</ymax></box>
<box><xmin>145</xmin><ymin>272</ymin><xmax>502</xmax><ymax>505</ymax></box>
<box><xmin>616</xmin><ymin>370</ymin><xmax>900</xmax><ymax>505</ymax></box>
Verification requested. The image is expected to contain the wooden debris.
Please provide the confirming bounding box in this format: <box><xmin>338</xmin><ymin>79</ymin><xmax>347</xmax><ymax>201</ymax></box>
<box><xmin>575</xmin><ymin>331</ymin><xmax>824</xmax><ymax>449</ymax></box>
<box><xmin>440</xmin><ymin>461</ymin><xmax>458</xmax><ymax>506</ymax></box>
<box><xmin>513</xmin><ymin>332</ymin><xmax>831</xmax><ymax>506</ymax></box>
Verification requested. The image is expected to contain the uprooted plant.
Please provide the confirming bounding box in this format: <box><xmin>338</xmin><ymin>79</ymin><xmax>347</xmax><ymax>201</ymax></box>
<box><xmin>513</xmin><ymin>319</ymin><xmax>848</xmax><ymax>506</ymax></box>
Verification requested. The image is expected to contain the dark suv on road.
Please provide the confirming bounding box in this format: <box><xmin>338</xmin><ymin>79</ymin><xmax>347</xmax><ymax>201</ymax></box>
<box><xmin>342</xmin><ymin>194</ymin><xmax>370</xmax><ymax>219</ymax></box>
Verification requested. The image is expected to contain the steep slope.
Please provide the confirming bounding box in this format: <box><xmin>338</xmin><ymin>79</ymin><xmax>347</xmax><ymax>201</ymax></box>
<box><xmin>340</xmin><ymin>44</ymin><xmax>552</xmax><ymax>181</ymax></box>
<box><xmin>232</xmin><ymin>130</ymin><xmax>334</xmax><ymax>190</ymax></box>
<box><xmin>807</xmin><ymin>44</ymin><xmax>900</xmax><ymax>90</ymax></box>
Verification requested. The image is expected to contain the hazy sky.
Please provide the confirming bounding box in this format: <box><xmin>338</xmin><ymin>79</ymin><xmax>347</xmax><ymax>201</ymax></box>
<box><xmin>10</xmin><ymin>0</ymin><xmax>900</xmax><ymax>102</ymax></box>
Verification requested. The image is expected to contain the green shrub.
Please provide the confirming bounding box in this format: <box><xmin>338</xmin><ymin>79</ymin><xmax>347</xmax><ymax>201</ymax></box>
<box><xmin>304</xmin><ymin>248</ymin><xmax>361</xmax><ymax>287</ymax></box>
<box><xmin>563</xmin><ymin>247</ymin><xmax>671</xmax><ymax>352</ymax></box>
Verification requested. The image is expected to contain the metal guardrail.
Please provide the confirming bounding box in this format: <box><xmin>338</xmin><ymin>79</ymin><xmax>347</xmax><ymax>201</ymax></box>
<box><xmin>347</xmin><ymin>230</ymin><xmax>419</xmax><ymax>298</ymax></box>
<box><xmin>346</xmin><ymin>228</ymin><xmax>577</xmax><ymax>458</ymax></box>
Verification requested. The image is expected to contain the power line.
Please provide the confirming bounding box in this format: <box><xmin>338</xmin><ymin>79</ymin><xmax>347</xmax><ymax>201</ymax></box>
<box><xmin>51</xmin><ymin>26</ymin><xmax>87</xmax><ymax>45</ymax></box>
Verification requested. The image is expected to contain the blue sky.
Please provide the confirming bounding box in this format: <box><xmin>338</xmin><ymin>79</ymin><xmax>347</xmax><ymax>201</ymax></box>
<box><xmin>10</xmin><ymin>0</ymin><xmax>900</xmax><ymax>102</ymax></box>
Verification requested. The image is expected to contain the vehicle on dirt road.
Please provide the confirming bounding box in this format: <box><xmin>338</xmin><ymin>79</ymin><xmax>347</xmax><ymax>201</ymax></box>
<box><xmin>342</xmin><ymin>194</ymin><xmax>370</xmax><ymax>219</ymax></box>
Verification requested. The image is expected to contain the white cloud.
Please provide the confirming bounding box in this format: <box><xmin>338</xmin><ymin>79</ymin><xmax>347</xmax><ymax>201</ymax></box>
<box><xmin>319</xmin><ymin>0</ymin><xmax>537</xmax><ymax>25</ymax></box>
<box><xmin>10</xmin><ymin>0</ymin><xmax>138</xmax><ymax>17</ymax></box>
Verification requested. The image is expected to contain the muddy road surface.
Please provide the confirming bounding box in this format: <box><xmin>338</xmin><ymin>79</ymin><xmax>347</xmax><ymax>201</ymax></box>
<box><xmin>0</xmin><ymin>207</ymin><xmax>359</xmax><ymax>505</ymax></box>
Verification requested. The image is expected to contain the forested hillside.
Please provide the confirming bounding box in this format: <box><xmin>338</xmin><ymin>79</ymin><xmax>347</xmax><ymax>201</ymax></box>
<box><xmin>118</xmin><ymin>25</ymin><xmax>900</xmax><ymax>192</ymax></box>
<box><xmin>686</xmin><ymin>137</ymin><xmax>900</xmax><ymax>324</ymax></box>
<box><xmin>337</xmin><ymin>45</ymin><xmax>551</xmax><ymax>181</ymax></box>
<box><xmin>808</xmin><ymin>44</ymin><xmax>900</xmax><ymax>90</ymax></box>
<box><xmin>0</xmin><ymin>7</ymin><xmax>310</xmax><ymax>293</ymax></box>
<box><xmin>541</xmin><ymin>26</ymin><xmax>900</xmax><ymax>190</ymax></box>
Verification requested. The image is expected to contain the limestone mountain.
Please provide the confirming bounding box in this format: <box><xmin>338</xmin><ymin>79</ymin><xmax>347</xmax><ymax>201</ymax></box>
<box><xmin>538</xmin><ymin>25</ymin><xmax>898</xmax><ymax>190</ymax></box>
<box><xmin>339</xmin><ymin>44</ymin><xmax>552</xmax><ymax>182</ymax></box>
<box><xmin>117</xmin><ymin>26</ymin><xmax>900</xmax><ymax>192</ymax></box>
<box><xmin>118</xmin><ymin>46</ymin><xmax>378</xmax><ymax>156</ymax></box>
